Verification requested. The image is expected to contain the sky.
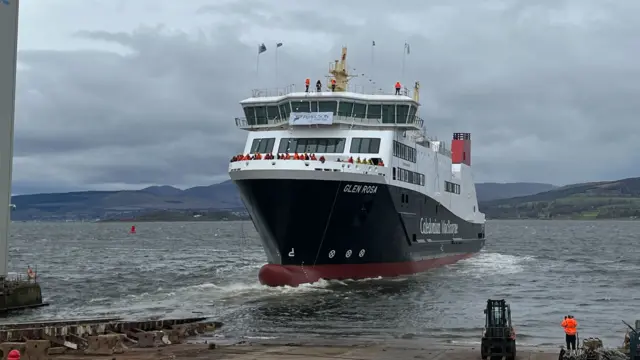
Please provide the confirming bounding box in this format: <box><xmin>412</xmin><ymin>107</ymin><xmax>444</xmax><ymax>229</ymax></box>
<box><xmin>8</xmin><ymin>0</ymin><xmax>640</xmax><ymax>194</ymax></box>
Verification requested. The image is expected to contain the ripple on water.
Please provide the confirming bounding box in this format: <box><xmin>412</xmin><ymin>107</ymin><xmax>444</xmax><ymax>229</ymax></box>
<box><xmin>2</xmin><ymin>220</ymin><xmax>637</xmax><ymax>347</ymax></box>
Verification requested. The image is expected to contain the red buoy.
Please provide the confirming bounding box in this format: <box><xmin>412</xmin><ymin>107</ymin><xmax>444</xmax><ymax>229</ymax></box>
<box><xmin>8</xmin><ymin>349</ymin><xmax>20</xmax><ymax>360</ymax></box>
<box><xmin>130</xmin><ymin>225</ymin><xmax>136</xmax><ymax>234</ymax></box>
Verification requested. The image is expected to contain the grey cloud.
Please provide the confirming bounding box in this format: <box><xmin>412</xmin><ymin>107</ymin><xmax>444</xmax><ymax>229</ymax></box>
<box><xmin>12</xmin><ymin>0</ymin><xmax>640</xmax><ymax>193</ymax></box>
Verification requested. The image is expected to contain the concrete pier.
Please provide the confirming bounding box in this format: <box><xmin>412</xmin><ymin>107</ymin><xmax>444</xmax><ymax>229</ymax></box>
<box><xmin>45</xmin><ymin>339</ymin><xmax>565</xmax><ymax>360</ymax></box>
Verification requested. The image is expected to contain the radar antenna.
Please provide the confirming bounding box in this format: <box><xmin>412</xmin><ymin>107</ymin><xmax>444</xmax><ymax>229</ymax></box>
<box><xmin>328</xmin><ymin>47</ymin><xmax>357</xmax><ymax>92</ymax></box>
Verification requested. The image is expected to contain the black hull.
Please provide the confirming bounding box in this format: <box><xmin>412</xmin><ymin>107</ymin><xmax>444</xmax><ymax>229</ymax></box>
<box><xmin>235</xmin><ymin>178</ymin><xmax>486</xmax><ymax>285</ymax></box>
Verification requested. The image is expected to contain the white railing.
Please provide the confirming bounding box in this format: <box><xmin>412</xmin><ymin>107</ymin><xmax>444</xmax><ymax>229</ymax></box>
<box><xmin>249</xmin><ymin>84</ymin><xmax>414</xmax><ymax>98</ymax></box>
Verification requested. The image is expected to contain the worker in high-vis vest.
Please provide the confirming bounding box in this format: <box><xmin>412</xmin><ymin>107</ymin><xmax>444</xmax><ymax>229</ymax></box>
<box><xmin>561</xmin><ymin>315</ymin><xmax>578</xmax><ymax>354</ymax></box>
<box><xmin>395</xmin><ymin>81</ymin><xmax>401</xmax><ymax>95</ymax></box>
<box><xmin>305</xmin><ymin>78</ymin><xmax>310</xmax><ymax>92</ymax></box>
<box><xmin>331</xmin><ymin>78</ymin><xmax>337</xmax><ymax>92</ymax></box>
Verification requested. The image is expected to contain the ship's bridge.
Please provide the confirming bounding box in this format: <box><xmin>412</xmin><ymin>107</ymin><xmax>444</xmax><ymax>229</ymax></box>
<box><xmin>234</xmin><ymin>83</ymin><xmax>425</xmax><ymax>132</ymax></box>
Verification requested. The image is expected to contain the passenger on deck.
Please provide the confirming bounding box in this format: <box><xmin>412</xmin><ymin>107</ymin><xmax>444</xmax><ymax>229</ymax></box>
<box><xmin>379</xmin><ymin>159</ymin><xmax>384</xmax><ymax>166</ymax></box>
<box><xmin>305</xmin><ymin>78</ymin><xmax>310</xmax><ymax>92</ymax></box>
<box><xmin>285</xmin><ymin>153</ymin><xmax>291</xmax><ymax>160</ymax></box>
<box><xmin>319</xmin><ymin>155</ymin><xmax>325</xmax><ymax>163</ymax></box>
<box><xmin>294</xmin><ymin>153</ymin><xmax>300</xmax><ymax>160</ymax></box>
<box><xmin>561</xmin><ymin>315</ymin><xmax>578</xmax><ymax>354</ymax></box>
<box><xmin>255</xmin><ymin>153</ymin><xmax>262</xmax><ymax>160</ymax></box>
<box><xmin>303</xmin><ymin>153</ymin><xmax>309</xmax><ymax>160</ymax></box>
<box><xmin>348</xmin><ymin>156</ymin><xmax>354</xmax><ymax>164</ymax></box>
<box><xmin>331</xmin><ymin>78</ymin><xmax>336</xmax><ymax>92</ymax></box>
<box><xmin>356</xmin><ymin>157</ymin><xmax>362</xmax><ymax>164</ymax></box>
<box><xmin>310</xmin><ymin>154</ymin><xmax>317</xmax><ymax>160</ymax></box>
<box><xmin>395</xmin><ymin>81</ymin><xmax>401</xmax><ymax>95</ymax></box>
<box><xmin>316</xmin><ymin>80</ymin><xmax>322</xmax><ymax>92</ymax></box>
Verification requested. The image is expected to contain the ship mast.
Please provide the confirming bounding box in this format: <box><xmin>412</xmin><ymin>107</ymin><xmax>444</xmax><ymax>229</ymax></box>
<box><xmin>0</xmin><ymin>0</ymin><xmax>20</xmax><ymax>279</ymax></box>
<box><xmin>328</xmin><ymin>46</ymin><xmax>357</xmax><ymax>92</ymax></box>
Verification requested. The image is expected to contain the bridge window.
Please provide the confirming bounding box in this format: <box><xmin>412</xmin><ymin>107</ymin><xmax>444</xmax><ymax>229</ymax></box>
<box><xmin>255</xmin><ymin>106</ymin><xmax>267</xmax><ymax>125</ymax></box>
<box><xmin>366</xmin><ymin>104</ymin><xmax>382</xmax><ymax>119</ymax></box>
<box><xmin>291</xmin><ymin>100</ymin><xmax>310</xmax><ymax>112</ymax></box>
<box><xmin>250</xmin><ymin>138</ymin><xmax>275</xmax><ymax>153</ymax></box>
<box><xmin>278</xmin><ymin>138</ymin><xmax>346</xmax><ymax>153</ymax></box>
<box><xmin>353</xmin><ymin>103</ymin><xmax>366</xmax><ymax>117</ymax></box>
<box><xmin>393</xmin><ymin>141</ymin><xmax>416</xmax><ymax>163</ymax></box>
<box><xmin>382</xmin><ymin>105</ymin><xmax>395</xmax><ymax>123</ymax></box>
<box><xmin>350</xmin><ymin>137</ymin><xmax>381</xmax><ymax>153</ymax></box>
<box><xmin>338</xmin><ymin>101</ymin><xmax>354</xmax><ymax>117</ymax></box>
<box><xmin>243</xmin><ymin>107</ymin><xmax>256</xmax><ymax>125</ymax></box>
<box><xmin>266</xmin><ymin>106</ymin><xmax>280</xmax><ymax>120</ymax></box>
<box><xmin>396</xmin><ymin>105</ymin><xmax>409</xmax><ymax>124</ymax></box>
<box><xmin>445</xmin><ymin>181</ymin><xmax>461</xmax><ymax>194</ymax></box>
<box><xmin>318</xmin><ymin>101</ymin><xmax>337</xmax><ymax>114</ymax></box>
<box><xmin>408</xmin><ymin>105</ymin><xmax>417</xmax><ymax>122</ymax></box>
<box><xmin>279</xmin><ymin>103</ymin><xmax>291</xmax><ymax>119</ymax></box>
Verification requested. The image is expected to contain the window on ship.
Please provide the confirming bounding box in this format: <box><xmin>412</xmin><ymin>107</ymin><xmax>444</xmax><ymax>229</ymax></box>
<box><xmin>350</xmin><ymin>137</ymin><xmax>381</xmax><ymax>154</ymax></box>
<box><xmin>366</xmin><ymin>104</ymin><xmax>382</xmax><ymax>120</ymax></box>
<box><xmin>338</xmin><ymin>101</ymin><xmax>354</xmax><ymax>117</ymax></box>
<box><xmin>318</xmin><ymin>101</ymin><xmax>338</xmax><ymax>114</ymax></box>
<box><xmin>291</xmin><ymin>100</ymin><xmax>310</xmax><ymax>112</ymax></box>
<box><xmin>396</xmin><ymin>105</ymin><xmax>409</xmax><ymax>124</ymax></box>
<box><xmin>382</xmin><ymin>105</ymin><xmax>395</xmax><ymax>123</ymax></box>
<box><xmin>408</xmin><ymin>105</ymin><xmax>417</xmax><ymax>123</ymax></box>
<box><xmin>278</xmin><ymin>138</ymin><xmax>346</xmax><ymax>153</ymax></box>
<box><xmin>266</xmin><ymin>105</ymin><xmax>280</xmax><ymax>120</ymax></box>
<box><xmin>352</xmin><ymin>103</ymin><xmax>366</xmax><ymax>118</ymax></box>
<box><xmin>255</xmin><ymin>106</ymin><xmax>267</xmax><ymax>125</ymax></box>
<box><xmin>243</xmin><ymin>107</ymin><xmax>256</xmax><ymax>125</ymax></box>
<box><xmin>250</xmin><ymin>138</ymin><xmax>276</xmax><ymax>153</ymax></box>
<box><xmin>278</xmin><ymin>102</ymin><xmax>291</xmax><ymax>119</ymax></box>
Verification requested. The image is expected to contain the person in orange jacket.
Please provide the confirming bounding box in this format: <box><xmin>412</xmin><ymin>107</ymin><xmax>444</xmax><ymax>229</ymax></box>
<box><xmin>331</xmin><ymin>78</ymin><xmax>337</xmax><ymax>92</ymax></box>
<box><xmin>395</xmin><ymin>81</ymin><xmax>401</xmax><ymax>95</ymax></box>
<box><xmin>305</xmin><ymin>78</ymin><xmax>310</xmax><ymax>92</ymax></box>
<box><xmin>561</xmin><ymin>315</ymin><xmax>578</xmax><ymax>354</ymax></box>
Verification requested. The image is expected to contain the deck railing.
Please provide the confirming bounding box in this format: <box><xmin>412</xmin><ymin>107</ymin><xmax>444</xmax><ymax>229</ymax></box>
<box><xmin>249</xmin><ymin>84</ymin><xmax>414</xmax><ymax>98</ymax></box>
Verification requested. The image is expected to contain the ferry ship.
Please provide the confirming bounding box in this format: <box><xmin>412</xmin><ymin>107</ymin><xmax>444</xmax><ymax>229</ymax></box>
<box><xmin>229</xmin><ymin>47</ymin><xmax>486</xmax><ymax>287</ymax></box>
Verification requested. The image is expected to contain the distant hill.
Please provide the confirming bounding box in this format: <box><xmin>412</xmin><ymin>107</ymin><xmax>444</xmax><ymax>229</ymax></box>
<box><xmin>475</xmin><ymin>182</ymin><xmax>557</xmax><ymax>202</ymax></box>
<box><xmin>479</xmin><ymin>177</ymin><xmax>640</xmax><ymax>219</ymax></box>
<box><xmin>9</xmin><ymin>180</ymin><xmax>556</xmax><ymax>221</ymax></box>
<box><xmin>10</xmin><ymin>180</ymin><xmax>243</xmax><ymax>221</ymax></box>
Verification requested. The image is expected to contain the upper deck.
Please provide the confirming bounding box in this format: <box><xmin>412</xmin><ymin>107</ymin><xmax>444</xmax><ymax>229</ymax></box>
<box><xmin>235</xmin><ymin>46</ymin><xmax>425</xmax><ymax>132</ymax></box>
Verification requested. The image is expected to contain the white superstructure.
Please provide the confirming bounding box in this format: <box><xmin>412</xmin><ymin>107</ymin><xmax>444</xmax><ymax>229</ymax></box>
<box><xmin>229</xmin><ymin>47</ymin><xmax>485</xmax><ymax>225</ymax></box>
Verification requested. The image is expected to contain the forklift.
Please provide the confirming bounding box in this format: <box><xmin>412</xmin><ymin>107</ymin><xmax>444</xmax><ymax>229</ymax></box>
<box><xmin>481</xmin><ymin>299</ymin><xmax>516</xmax><ymax>360</ymax></box>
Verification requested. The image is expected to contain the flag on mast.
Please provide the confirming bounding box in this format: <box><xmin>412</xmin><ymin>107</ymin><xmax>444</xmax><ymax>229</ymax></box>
<box><xmin>404</xmin><ymin>42</ymin><xmax>410</xmax><ymax>55</ymax></box>
<box><xmin>276</xmin><ymin>42</ymin><xmax>283</xmax><ymax>48</ymax></box>
<box><xmin>258</xmin><ymin>43</ymin><xmax>267</xmax><ymax>54</ymax></box>
<box><xmin>372</xmin><ymin>40</ymin><xmax>376</xmax><ymax>46</ymax></box>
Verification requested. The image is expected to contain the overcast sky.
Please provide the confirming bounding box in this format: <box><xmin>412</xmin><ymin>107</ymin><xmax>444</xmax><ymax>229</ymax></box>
<box><xmin>10</xmin><ymin>0</ymin><xmax>640</xmax><ymax>194</ymax></box>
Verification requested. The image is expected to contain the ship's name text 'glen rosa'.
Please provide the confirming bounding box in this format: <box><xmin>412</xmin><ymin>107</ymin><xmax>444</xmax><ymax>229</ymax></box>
<box><xmin>419</xmin><ymin>218</ymin><xmax>459</xmax><ymax>235</ymax></box>
<box><xmin>343</xmin><ymin>184</ymin><xmax>378</xmax><ymax>194</ymax></box>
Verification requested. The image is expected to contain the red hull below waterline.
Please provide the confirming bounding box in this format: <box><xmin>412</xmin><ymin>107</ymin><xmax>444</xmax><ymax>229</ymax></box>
<box><xmin>258</xmin><ymin>253</ymin><xmax>477</xmax><ymax>287</ymax></box>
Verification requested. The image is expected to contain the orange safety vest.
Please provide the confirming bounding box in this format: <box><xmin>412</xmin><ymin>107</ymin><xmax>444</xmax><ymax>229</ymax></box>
<box><xmin>561</xmin><ymin>318</ymin><xmax>577</xmax><ymax>335</ymax></box>
<box><xmin>331</xmin><ymin>79</ymin><xmax>336</xmax><ymax>85</ymax></box>
<box><xmin>305</xmin><ymin>78</ymin><xmax>310</xmax><ymax>85</ymax></box>
<box><xmin>395</xmin><ymin>82</ymin><xmax>401</xmax><ymax>89</ymax></box>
